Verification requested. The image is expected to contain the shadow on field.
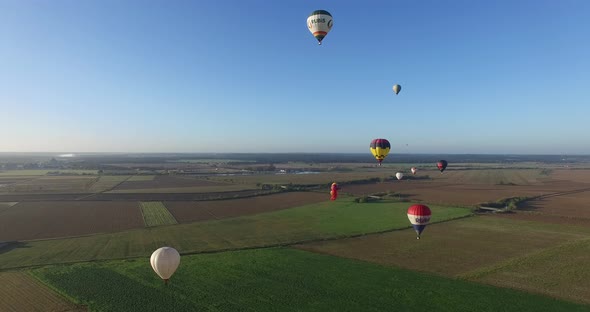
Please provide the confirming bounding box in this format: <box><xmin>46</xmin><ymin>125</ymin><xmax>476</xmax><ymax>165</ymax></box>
<box><xmin>519</xmin><ymin>200</ymin><xmax>542</xmax><ymax>212</ymax></box>
<box><xmin>0</xmin><ymin>241</ymin><xmax>29</xmax><ymax>255</ymax></box>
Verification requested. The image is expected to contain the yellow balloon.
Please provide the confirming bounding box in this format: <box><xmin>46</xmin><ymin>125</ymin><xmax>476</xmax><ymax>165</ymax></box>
<box><xmin>369</xmin><ymin>139</ymin><xmax>391</xmax><ymax>165</ymax></box>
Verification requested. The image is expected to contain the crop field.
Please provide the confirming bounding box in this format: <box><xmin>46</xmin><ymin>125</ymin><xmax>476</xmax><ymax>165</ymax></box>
<box><xmin>78</xmin><ymin>189</ymin><xmax>268</xmax><ymax>201</ymax></box>
<box><xmin>28</xmin><ymin>248</ymin><xmax>589</xmax><ymax>312</ymax></box>
<box><xmin>139</xmin><ymin>202</ymin><xmax>177</xmax><ymax>227</ymax></box>
<box><xmin>114</xmin><ymin>175</ymin><xmax>227</xmax><ymax>190</ymax></box>
<box><xmin>0</xmin><ymin>169</ymin><xmax>98</xmax><ymax>176</ymax></box>
<box><xmin>419</xmin><ymin>169</ymin><xmax>548</xmax><ymax>185</ymax></box>
<box><xmin>342</xmin><ymin>181</ymin><xmax>552</xmax><ymax>206</ymax></box>
<box><xmin>126</xmin><ymin>175</ymin><xmax>155</xmax><ymax>181</ymax></box>
<box><xmin>296</xmin><ymin>216</ymin><xmax>590</xmax><ymax>276</ymax></box>
<box><xmin>165</xmin><ymin>191</ymin><xmax>328</xmax><ymax>223</ymax></box>
<box><xmin>0</xmin><ymin>271</ymin><xmax>86</xmax><ymax>312</ymax></box>
<box><xmin>466</xmin><ymin>238</ymin><xmax>590</xmax><ymax>305</ymax></box>
<box><xmin>520</xmin><ymin>190</ymin><xmax>590</xmax><ymax>218</ymax></box>
<box><xmin>207</xmin><ymin>171</ymin><xmax>393</xmax><ymax>185</ymax></box>
<box><xmin>296</xmin><ymin>216</ymin><xmax>590</xmax><ymax>304</ymax></box>
<box><xmin>551</xmin><ymin>169</ymin><xmax>590</xmax><ymax>183</ymax></box>
<box><xmin>87</xmin><ymin>175</ymin><xmax>131</xmax><ymax>192</ymax></box>
<box><xmin>0</xmin><ymin>201</ymin><xmax>144</xmax><ymax>241</ymax></box>
<box><xmin>0</xmin><ymin>177</ymin><xmax>31</xmax><ymax>185</ymax></box>
<box><xmin>0</xmin><ymin>176</ymin><xmax>98</xmax><ymax>194</ymax></box>
<box><xmin>0</xmin><ymin>202</ymin><xmax>17</xmax><ymax>210</ymax></box>
<box><xmin>0</xmin><ymin>201</ymin><xmax>470</xmax><ymax>269</ymax></box>
<box><xmin>1</xmin><ymin>165</ymin><xmax>590</xmax><ymax>310</ymax></box>
<box><xmin>106</xmin><ymin>184</ymin><xmax>259</xmax><ymax>194</ymax></box>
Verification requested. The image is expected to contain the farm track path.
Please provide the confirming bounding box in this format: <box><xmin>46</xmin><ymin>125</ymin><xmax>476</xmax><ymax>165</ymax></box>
<box><xmin>74</xmin><ymin>176</ymin><xmax>133</xmax><ymax>201</ymax></box>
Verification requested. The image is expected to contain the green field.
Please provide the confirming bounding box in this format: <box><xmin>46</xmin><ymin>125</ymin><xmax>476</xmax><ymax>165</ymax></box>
<box><xmin>139</xmin><ymin>202</ymin><xmax>178</xmax><ymax>227</ymax></box>
<box><xmin>29</xmin><ymin>248</ymin><xmax>588</xmax><ymax>312</ymax></box>
<box><xmin>0</xmin><ymin>201</ymin><xmax>470</xmax><ymax>269</ymax></box>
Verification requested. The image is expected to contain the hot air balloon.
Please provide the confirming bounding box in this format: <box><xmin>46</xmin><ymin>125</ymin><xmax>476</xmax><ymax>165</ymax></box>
<box><xmin>330</xmin><ymin>182</ymin><xmax>340</xmax><ymax>200</ymax></box>
<box><xmin>150</xmin><ymin>247</ymin><xmax>180</xmax><ymax>285</ymax></box>
<box><xmin>307</xmin><ymin>10</ymin><xmax>333</xmax><ymax>45</ymax></box>
<box><xmin>370</xmin><ymin>139</ymin><xmax>391</xmax><ymax>166</ymax></box>
<box><xmin>396</xmin><ymin>172</ymin><xmax>404</xmax><ymax>180</ymax></box>
<box><xmin>411</xmin><ymin>167</ymin><xmax>417</xmax><ymax>175</ymax></box>
<box><xmin>407</xmin><ymin>204</ymin><xmax>431</xmax><ymax>239</ymax></box>
<box><xmin>437</xmin><ymin>160</ymin><xmax>448</xmax><ymax>173</ymax></box>
<box><xmin>393</xmin><ymin>84</ymin><xmax>402</xmax><ymax>95</ymax></box>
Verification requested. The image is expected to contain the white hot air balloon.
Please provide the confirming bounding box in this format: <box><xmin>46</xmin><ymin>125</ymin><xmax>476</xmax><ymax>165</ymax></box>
<box><xmin>396</xmin><ymin>172</ymin><xmax>404</xmax><ymax>180</ymax></box>
<box><xmin>411</xmin><ymin>167</ymin><xmax>417</xmax><ymax>175</ymax></box>
<box><xmin>307</xmin><ymin>10</ymin><xmax>333</xmax><ymax>45</ymax></box>
<box><xmin>150</xmin><ymin>247</ymin><xmax>180</xmax><ymax>285</ymax></box>
<box><xmin>393</xmin><ymin>84</ymin><xmax>402</xmax><ymax>95</ymax></box>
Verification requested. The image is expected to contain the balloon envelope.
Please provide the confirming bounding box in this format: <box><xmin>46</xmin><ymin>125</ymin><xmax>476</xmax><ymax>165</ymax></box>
<box><xmin>330</xmin><ymin>182</ymin><xmax>339</xmax><ymax>200</ymax></box>
<box><xmin>396</xmin><ymin>172</ymin><xmax>403</xmax><ymax>180</ymax></box>
<box><xmin>370</xmin><ymin>139</ymin><xmax>391</xmax><ymax>165</ymax></box>
<box><xmin>437</xmin><ymin>160</ymin><xmax>448</xmax><ymax>172</ymax></box>
<box><xmin>307</xmin><ymin>10</ymin><xmax>333</xmax><ymax>45</ymax></box>
<box><xmin>393</xmin><ymin>84</ymin><xmax>401</xmax><ymax>95</ymax></box>
<box><xmin>407</xmin><ymin>204</ymin><xmax>432</xmax><ymax>238</ymax></box>
<box><xmin>151</xmin><ymin>247</ymin><xmax>180</xmax><ymax>282</ymax></box>
<box><xmin>411</xmin><ymin>167</ymin><xmax>417</xmax><ymax>175</ymax></box>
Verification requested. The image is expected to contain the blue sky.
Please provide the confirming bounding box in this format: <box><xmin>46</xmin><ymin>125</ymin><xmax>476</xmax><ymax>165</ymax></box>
<box><xmin>1</xmin><ymin>0</ymin><xmax>589</xmax><ymax>154</ymax></box>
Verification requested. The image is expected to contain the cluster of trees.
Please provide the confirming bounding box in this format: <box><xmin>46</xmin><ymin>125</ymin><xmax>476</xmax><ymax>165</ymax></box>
<box><xmin>481</xmin><ymin>196</ymin><xmax>533</xmax><ymax>211</ymax></box>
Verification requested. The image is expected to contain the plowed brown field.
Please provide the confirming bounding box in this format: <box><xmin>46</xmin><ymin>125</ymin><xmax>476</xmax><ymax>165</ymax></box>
<box><xmin>551</xmin><ymin>169</ymin><xmax>590</xmax><ymax>183</ymax></box>
<box><xmin>0</xmin><ymin>272</ymin><xmax>86</xmax><ymax>312</ymax></box>
<box><xmin>0</xmin><ymin>201</ymin><xmax>144</xmax><ymax>241</ymax></box>
<box><xmin>344</xmin><ymin>175</ymin><xmax>590</xmax><ymax>206</ymax></box>
<box><xmin>165</xmin><ymin>191</ymin><xmax>328</xmax><ymax>223</ymax></box>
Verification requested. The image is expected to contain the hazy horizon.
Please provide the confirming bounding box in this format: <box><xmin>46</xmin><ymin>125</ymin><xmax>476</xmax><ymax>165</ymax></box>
<box><xmin>2</xmin><ymin>1</ymin><xmax>589</xmax><ymax>154</ymax></box>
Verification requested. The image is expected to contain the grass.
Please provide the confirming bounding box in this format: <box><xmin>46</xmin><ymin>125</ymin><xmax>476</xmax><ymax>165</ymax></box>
<box><xmin>29</xmin><ymin>248</ymin><xmax>590</xmax><ymax>312</ymax></box>
<box><xmin>139</xmin><ymin>202</ymin><xmax>178</xmax><ymax>227</ymax></box>
<box><xmin>0</xmin><ymin>201</ymin><xmax>471</xmax><ymax>269</ymax></box>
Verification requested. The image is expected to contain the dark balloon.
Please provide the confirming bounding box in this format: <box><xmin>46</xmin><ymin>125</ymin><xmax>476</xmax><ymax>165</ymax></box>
<box><xmin>436</xmin><ymin>160</ymin><xmax>448</xmax><ymax>173</ymax></box>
